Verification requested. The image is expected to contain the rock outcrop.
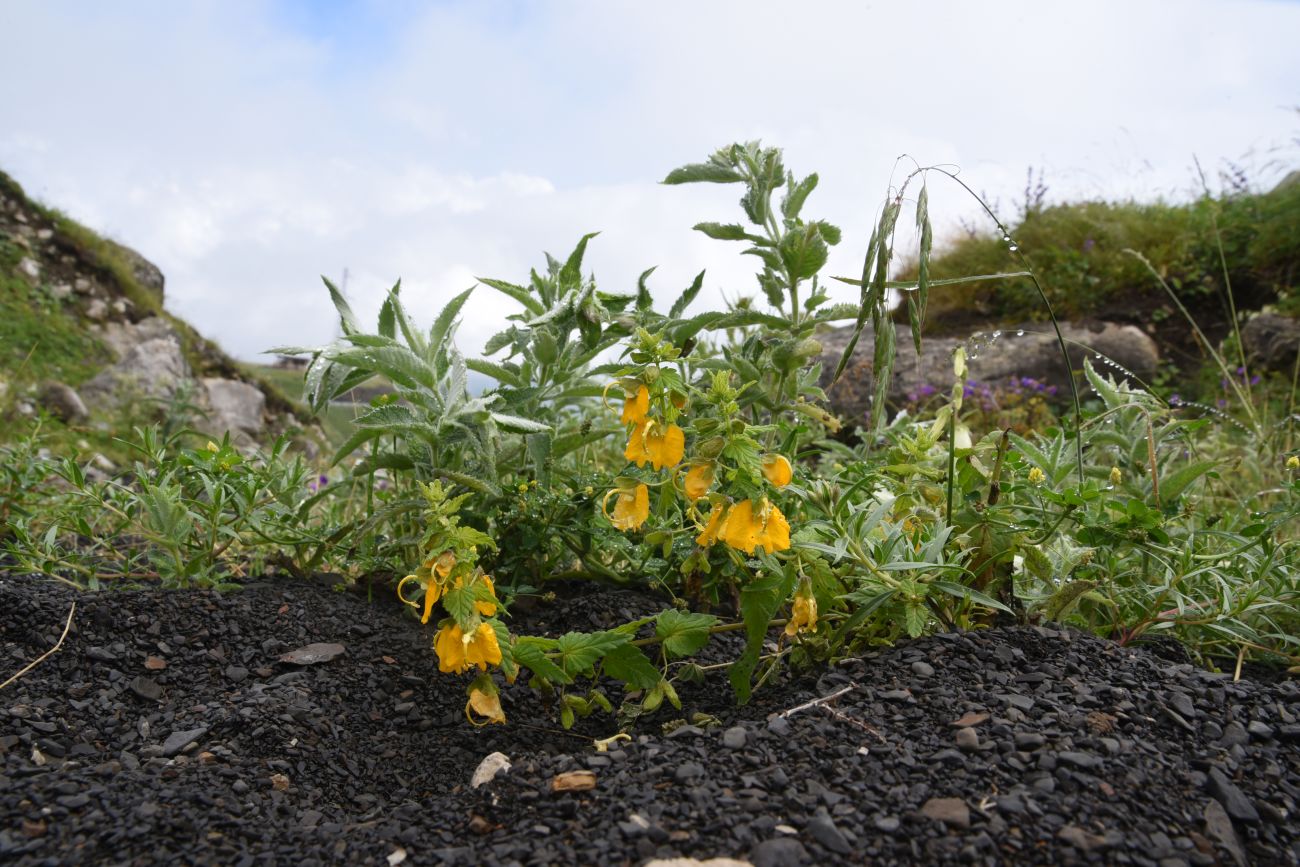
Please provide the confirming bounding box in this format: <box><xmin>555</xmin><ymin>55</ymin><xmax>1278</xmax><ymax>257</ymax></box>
<box><xmin>1241</xmin><ymin>312</ymin><xmax>1300</xmax><ymax>374</ymax></box>
<box><xmin>819</xmin><ymin>321</ymin><xmax>1160</xmax><ymax>424</ymax></box>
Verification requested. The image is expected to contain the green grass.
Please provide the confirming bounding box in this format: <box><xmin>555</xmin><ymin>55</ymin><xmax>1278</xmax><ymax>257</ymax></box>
<box><xmin>899</xmin><ymin>178</ymin><xmax>1300</xmax><ymax>336</ymax></box>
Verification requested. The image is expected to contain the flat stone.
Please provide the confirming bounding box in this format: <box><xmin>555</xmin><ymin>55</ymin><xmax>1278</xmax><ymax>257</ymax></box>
<box><xmin>470</xmin><ymin>752</ymin><xmax>511</xmax><ymax>788</ymax></box>
<box><xmin>1058</xmin><ymin>751</ymin><xmax>1102</xmax><ymax>770</ymax></box>
<box><xmin>722</xmin><ymin>726</ymin><xmax>748</xmax><ymax>750</ymax></box>
<box><xmin>1206</xmin><ymin>768</ymin><xmax>1259</xmax><ymax>823</ymax></box>
<box><xmin>750</xmin><ymin>837</ymin><xmax>807</xmax><ymax>867</ymax></box>
<box><xmin>128</xmin><ymin>677</ymin><xmax>163</xmax><ymax>701</ymax></box>
<box><xmin>160</xmin><ymin>727</ymin><xmax>208</xmax><ymax>757</ymax></box>
<box><xmin>278</xmin><ymin>643</ymin><xmax>345</xmax><ymax>665</ymax></box>
<box><xmin>910</xmin><ymin>661</ymin><xmax>935</xmax><ymax>678</ymax></box>
<box><xmin>920</xmin><ymin>797</ymin><xmax>970</xmax><ymax>829</ymax></box>
<box><xmin>955</xmin><ymin>727</ymin><xmax>980</xmax><ymax>752</ymax></box>
<box><xmin>806</xmin><ymin>809</ymin><xmax>850</xmax><ymax>854</ymax></box>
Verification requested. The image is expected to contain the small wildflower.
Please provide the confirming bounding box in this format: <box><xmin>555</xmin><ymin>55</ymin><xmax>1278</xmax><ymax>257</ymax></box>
<box><xmin>435</xmin><ymin>623</ymin><xmax>502</xmax><ymax>674</ymax></box>
<box><xmin>761</xmin><ymin>454</ymin><xmax>793</xmax><ymax>487</ymax></box>
<box><xmin>603</xmin><ymin>483</ymin><xmax>650</xmax><ymax>531</ymax></box>
<box><xmin>465</xmin><ymin>678</ymin><xmax>506</xmax><ymax>725</ymax></box>
<box><xmin>624</xmin><ymin>420</ymin><xmax>685</xmax><ymax>470</ymax></box>
<box><xmin>1287</xmin><ymin>455</ymin><xmax>1299</xmax><ymax>470</ymax></box>
<box><xmin>206</xmin><ymin>441</ymin><xmax>219</xmax><ymax>453</ymax></box>
<box><xmin>683</xmin><ymin>463</ymin><xmax>715</xmax><ymax>501</ymax></box>
<box><xmin>1027</xmin><ymin>467</ymin><xmax>1046</xmax><ymax>485</ymax></box>
<box><xmin>785</xmin><ymin>590</ymin><xmax>818</xmax><ymax>637</ymax></box>
<box><xmin>719</xmin><ymin>498</ymin><xmax>790</xmax><ymax>555</ymax></box>
<box><xmin>620</xmin><ymin>385</ymin><xmax>650</xmax><ymax>425</ymax></box>
<box><xmin>1109</xmin><ymin>466</ymin><xmax>1122</xmax><ymax>485</ymax></box>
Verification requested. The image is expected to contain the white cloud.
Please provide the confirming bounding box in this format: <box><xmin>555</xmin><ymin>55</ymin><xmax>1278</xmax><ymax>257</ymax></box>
<box><xmin>0</xmin><ymin>0</ymin><xmax>1296</xmax><ymax>360</ymax></box>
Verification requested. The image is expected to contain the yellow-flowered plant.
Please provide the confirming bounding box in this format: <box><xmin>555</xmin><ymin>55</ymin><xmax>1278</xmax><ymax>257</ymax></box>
<box><xmin>398</xmin><ymin>481</ymin><xmax>512</xmax><ymax>724</ymax></box>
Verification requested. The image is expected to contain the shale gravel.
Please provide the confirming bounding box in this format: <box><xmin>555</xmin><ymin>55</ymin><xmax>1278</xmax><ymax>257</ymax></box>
<box><xmin>1</xmin><ymin>572</ymin><xmax>1297</xmax><ymax>866</ymax></box>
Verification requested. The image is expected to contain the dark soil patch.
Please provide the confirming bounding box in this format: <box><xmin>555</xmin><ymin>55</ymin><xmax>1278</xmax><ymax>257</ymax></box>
<box><xmin>1</xmin><ymin>573</ymin><xmax>1297</xmax><ymax>865</ymax></box>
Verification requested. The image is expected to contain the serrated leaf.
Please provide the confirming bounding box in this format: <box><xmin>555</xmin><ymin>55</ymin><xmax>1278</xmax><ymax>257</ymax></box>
<box><xmin>636</xmin><ymin>266</ymin><xmax>656</xmax><ymax>312</ymax></box>
<box><xmin>322</xmin><ymin>276</ymin><xmax>359</xmax><ymax>335</ymax></box>
<box><xmin>655</xmin><ymin>610</ymin><xmax>719</xmax><ymax>659</ymax></box>
<box><xmin>560</xmin><ymin>233</ymin><xmax>599</xmax><ymax>288</ymax></box>
<box><xmin>781</xmin><ymin>172</ymin><xmax>817</xmax><ymax>220</ymax></box>
<box><xmin>330</xmin><ymin>344</ymin><xmax>434</xmax><ymax>391</ymax></box>
<box><xmin>554</xmin><ymin>631</ymin><xmax>628</xmax><ymax>679</ymax></box>
<box><xmin>465</xmin><ymin>358</ymin><xmax>523</xmax><ymax>387</ymax></box>
<box><xmin>778</xmin><ymin>224</ymin><xmax>830</xmax><ymax>282</ymax></box>
<box><xmin>1043</xmin><ymin>579</ymin><xmax>1098</xmax><ymax>622</ymax></box>
<box><xmin>602</xmin><ymin>644</ymin><xmax>662</xmax><ymax>689</ymax></box>
<box><xmin>477</xmin><ymin>277</ymin><xmax>544</xmax><ymax>316</ymax></box>
<box><xmin>663</xmin><ymin>162</ymin><xmax>744</xmax><ymax>184</ymax></box>
<box><xmin>729</xmin><ymin>570</ymin><xmax>795</xmax><ymax>703</ymax></box>
<box><xmin>429</xmin><ymin>287</ymin><xmax>475</xmax><ymax>363</ymax></box>
<box><xmin>903</xmin><ymin>601</ymin><xmax>928</xmax><ymax>638</ymax></box>
<box><xmin>669</xmin><ymin>270</ymin><xmax>706</xmax><ymax>319</ymax></box>
<box><xmin>512</xmin><ymin>640</ymin><xmax>572</xmax><ymax>685</ymax></box>
<box><xmin>693</xmin><ymin>222</ymin><xmax>766</xmax><ymax>243</ymax></box>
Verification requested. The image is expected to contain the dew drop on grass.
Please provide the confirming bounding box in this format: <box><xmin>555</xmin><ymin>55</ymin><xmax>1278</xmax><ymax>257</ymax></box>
<box><xmin>1016</xmin><ymin>330</ymin><xmax>1025</xmax><ymax>337</ymax></box>
<box><xmin>1008</xmin><ymin>244</ymin><xmax>1019</xmax><ymax>252</ymax></box>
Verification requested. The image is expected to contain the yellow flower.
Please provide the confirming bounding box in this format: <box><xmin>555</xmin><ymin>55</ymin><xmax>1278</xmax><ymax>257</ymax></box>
<box><xmin>1109</xmin><ymin>466</ymin><xmax>1123</xmax><ymax>485</ymax></box>
<box><xmin>465</xmin><ymin>623</ymin><xmax>503</xmax><ymax>670</ymax></box>
<box><xmin>621</xmin><ymin>384</ymin><xmax>650</xmax><ymax>424</ymax></box>
<box><xmin>683</xmin><ymin>463</ymin><xmax>715</xmax><ymax>501</ymax></box>
<box><xmin>465</xmin><ymin>679</ymin><xmax>506</xmax><ymax>725</ymax></box>
<box><xmin>696</xmin><ymin>502</ymin><xmax>726</xmax><ymax>547</ymax></box>
<box><xmin>434</xmin><ymin>622</ymin><xmax>503</xmax><ymax>673</ymax></box>
<box><xmin>761</xmin><ymin>454</ymin><xmax>793</xmax><ymax>487</ymax></box>
<box><xmin>1287</xmin><ymin>455</ymin><xmax>1299</xmax><ymax>470</ymax></box>
<box><xmin>719</xmin><ymin>499</ymin><xmax>791</xmax><ymax>555</ymax></box>
<box><xmin>433</xmin><ymin>550</ymin><xmax>456</xmax><ymax>578</ymax></box>
<box><xmin>625</xmin><ymin>421</ymin><xmax>685</xmax><ymax>470</ymax></box>
<box><xmin>604</xmin><ymin>483</ymin><xmax>650</xmax><ymax>531</ymax></box>
<box><xmin>476</xmin><ymin>575</ymin><xmax>498</xmax><ymax>616</ymax></box>
<box><xmin>785</xmin><ymin>592</ymin><xmax>818</xmax><ymax>637</ymax></box>
<box><xmin>1027</xmin><ymin>466</ymin><xmax>1045</xmax><ymax>485</ymax></box>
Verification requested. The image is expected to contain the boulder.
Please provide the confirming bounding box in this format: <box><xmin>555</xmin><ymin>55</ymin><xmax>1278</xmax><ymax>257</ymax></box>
<box><xmin>81</xmin><ymin>336</ymin><xmax>190</xmax><ymax>409</ymax></box>
<box><xmin>819</xmin><ymin>321</ymin><xmax>1160</xmax><ymax>424</ymax></box>
<box><xmin>105</xmin><ymin>239</ymin><xmax>165</xmax><ymax>305</ymax></box>
<box><xmin>98</xmin><ymin>316</ymin><xmax>180</xmax><ymax>362</ymax></box>
<box><xmin>36</xmin><ymin>381</ymin><xmax>89</xmax><ymax>424</ymax></box>
<box><xmin>202</xmin><ymin>378</ymin><xmax>265</xmax><ymax>443</ymax></box>
<box><xmin>1241</xmin><ymin>312</ymin><xmax>1300</xmax><ymax>373</ymax></box>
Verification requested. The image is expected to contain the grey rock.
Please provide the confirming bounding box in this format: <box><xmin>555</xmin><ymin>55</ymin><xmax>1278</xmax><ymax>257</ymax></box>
<box><xmin>750</xmin><ymin>837</ymin><xmax>807</xmax><ymax>867</ymax></box>
<box><xmin>1218</xmin><ymin>721</ymin><xmax>1249</xmax><ymax>747</ymax></box>
<box><xmin>722</xmin><ymin>726</ymin><xmax>748</xmax><ymax>750</ymax></box>
<box><xmin>1203</xmin><ymin>799</ymin><xmax>1247</xmax><ymax>867</ymax></box>
<box><xmin>82</xmin><ymin>335</ymin><xmax>190</xmax><ymax>409</ymax></box>
<box><xmin>955</xmin><ymin>727</ymin><xmax>980</xmax><ymax>752</ymax></box>
<box><xmin>1057</xmin><ymin>825</ymin><xmax>1111</xmax><ymax>851</ymax></box>
<box><xmin>920</xmin><ymin>797</ymin><xmax>970</xmax><ymax>828</ymax></box>
<box><xmin>873</xmin><ymin>815</ymin><xmax>901</xmax><ymax>832</ymax></box>
<box><xmin>104</xmin><ymin>238</ymin><xmax>165</xmax><ymax>304</ymax></box>
<box><xmin>17</xmin><ymin>256</ymin><xmax>40</xmax><ymax>281</ymax></box>
<box><xmin>674</xmin><ymin>762</ymin><xmax>705</xmax><ymax>783</ymax></box>
<box><xmin>85</xmin><ymin>297</ymin><xmax>108</xmax><ymax>321</ymax></box>
<box><xmin>202</xmin><ymin>377</ymin><xmax>265</xmax><ymax>443</ymax></box>
<box><xmin>1246</xmin><ymin>720</ymin><xmax>1274</xmax><ymax>740</ymax></box>
<box><xmin>1241</xmin><ymin>312</ymin><xmax>1300</xmax><ymax>373</ymax></box>
<box><xmin>820</xmin><ymin>320</ymin><xmax>1160</xmax><ymax>422</ymax></box>
<box><xmin>36</xmin><ymin>381</ymin><xmax>88</xmax><ymax>424</ymax></box>
<box><xmin>160</xmin><ymin>727</ymin><xmax>208</xmax><ymax>757</ymax></box>
<box><xmin>470</xmin><ymin>752</ymin><xmax>511</xmax><ymax>788</ymax></box>
<box><xmin>1057</xmin><ymin>751</ymin><xmax>1102</xmax><ymax>770</ymax></box>
<box><xmin>910</xmin><ymin>661</ymin><xmax>935</xmax><ymax>678</ymax></box>
<box><xmin>1206</xmin><ymin>767</ymin><xmax>1260</xmax><ymax>823</ymax></box>
<box><xmin>806</xmin><ymin>809</ymin><xmax>850</xmax><ymax>854</ymax></box>
<box><xmin>128</xmin><ymin>677</ymin><xmax>163</xmax><ymax>701</ymax></box>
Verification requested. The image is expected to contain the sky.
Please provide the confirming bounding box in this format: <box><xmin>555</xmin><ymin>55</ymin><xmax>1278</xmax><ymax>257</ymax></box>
<box><xmin>1</xmin><ymin>0</ymin><xmax>1297</xmax><ymax>362</ymax></box>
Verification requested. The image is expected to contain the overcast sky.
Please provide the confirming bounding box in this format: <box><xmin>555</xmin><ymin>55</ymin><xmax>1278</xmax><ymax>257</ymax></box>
<box><xmin>2</xmin><ymin>0</ymin><xmax>1297</xmax><ymax>361</ymax></box>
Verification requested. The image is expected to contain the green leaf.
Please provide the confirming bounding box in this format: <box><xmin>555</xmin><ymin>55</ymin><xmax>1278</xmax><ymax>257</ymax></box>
<box><xmin>1083</xmin><ymin>358</ymin><xmax>1125</xmax><ymax>410</ymax></box>
<box><xmin>560</xmin><ymin>233</ymin><xmax>599</xmax><ymax>288</ymax></box>
<box><xmin>669</xmin><ymin>270</ymin><xmax>706</xmax><ymax>319</ymax></box>
<box><xmin>477</xmin><ymin>278</ymin><xmax>544</xmax><ymax>316</ymax></box>
<box><xmin>602</xmin><ymin>644</ymin><xmax>662</xmax><ymax>689</ymax></box>
<box><xmin>490</xmin><ymin>412</ymin><xmax>551</xmax><ymax>434</ymax></box>
<box><xmin>442</xmin><ymin>584</ymin><xmax>476</xmax><ymax>629</ymax></box>
<box><xmin>636</xmin><ymin>266</ymin><xmax>656</xmax><ymax>313</ymax></box>
<box><xmin>663</xmin><ymin>162</ymin><xmax>744</xmax><ymax>185</ymax></box>
<box><xmin>353</xmin><ymin>403</ymin><xmax>428</xmax><ymax>435</ymax></box>
<box><xmin>429</xmin><ymin>287</ymin><xmax>475</xmax><ymax>363</ymax></box>
<box><xmin>929</xmin><ymin>579</ymin><xmax>1012</xmax><ymax>613</ymax></box>
<box><xmin>1043</xmin><ymin>579</ymin><xmax>1098</xmax><ymax>622</ymax></box>
<box><xmin>330</xmin><ymin>343</ymin><xmax>435</xmax><ymax>391</ymax></box>
<box><xmin>512</xmin><ymin>640</ymin><xmax>572</xmax><ymax>685</ymax></box>
<box><xmin>465</xmin><ymin>358</ymin><xmax>523</xmax><ymax>388</ymax></box>
<box><xmin>693</xmin><ymin>222</ymin><xmax>766</xmax><ymax>243</ymax></box>
<box><xmin>1158</xmin><ymin>459</ymin><xmax>1218</xmax><ymax>503</ymax></box>
<box><xmin>555</xmin><ymin>630</ymin><xmax>628</xmax><ymax>679</ymax></box>
<box><xmin>322</xmin><ymin>276</ymin><xmax>359</xmax><ymax>335</ymax></box>
<box><xmin>778</xmin><ymin>223</ymin><xmax>830</xmax><ymax>282</ymax></box>
<box><xmin>351</xmin><ymin>452</ymin><xmax>415</xmax><ymax>475</ymax></box>
<box><xmin>526</xmin><ymin>432</ymin><xmax>551</xmax><ymax>486</ymax></box>
<box><xmin>377</xmin><ymin>288</ymin><xmax>397</xmax><ymax>339</ymax></box>
<box><xmin>328</xmin><ymin>426</ymin><xmax>385</xmax><ymax>467</ymax></box>
<box><xmin>655</xmin><ymin>610</ymin><xmax>719</xmax><ymax>659</ymax></box>
<box><xmin>903</xmin><ymin>601</ymin><xmax>928</xmax><ymax>638</ymax></box>
<box><xmin>781</xmin><ymin>172</ymin><xmax>817</xmax><ymax>220</ymax></box>
<box><xmin>729</xmin><ymin>569</ymin><xmax>795</xmax><ymax>703</ymax></box>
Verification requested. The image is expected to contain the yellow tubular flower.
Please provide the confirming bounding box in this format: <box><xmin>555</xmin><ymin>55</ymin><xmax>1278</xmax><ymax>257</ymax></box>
<box><xmin>420</xmin><ymin>578</ymin><xmax>442</xmax><ymax>624</ymax></box>
<box><xmin>761</xmin><ymin>454</ymin><xmax>793</xmax><ymax>487</ymax></box>
<box><xmin>785</xmin><ymin>592</ymin><xmax>818</xmax><ymax>637</ymax></box>
<box><xmin>464</xmin><ymin>623</ymin><xmax>503</xmax><ymax>670</ymax></box>
<box><xmin>757</xmin><ymin>501</ymin><xmax>791</xmax><ymax>554</ymax></box>
<box><xmin>720</xmin><ymin>499</ymin><xmax>763</xmax><ymax>554</ymax></box>
<box><xmin>475</xmin><ymin>576</ymin><xmax>498</xmax><ymax>616</ymax></box>
<box><xmin>624</xmin><ymin>420</ymin><xmax>652</xmax><ymax>466</ymax></box>
<box><xmin>435</xmin><ymin>624</ymin><xmax>468</xmax><ymax>673</ymax></box>
<box><xmin>696</xmin><ymin>503</ymin><xmax>726</xmax><ymax>547</ymax></box>
<box><xmin>466</xmin><ymin>682</ymin><xmax>506</xmax><ymax>725</ymax></box>
<box><xmin>604</xmin><ymin>483</ymin><xmax>650</xmax><ymax>531</ymax></box>
<box><xmin>621</xmin><ymin>385</ymin><xmax>650</xmax><ymax>424</ymax></box>
<box><xmin>433</xmin><ymin>551</ymin><xmax>456</xmax><ymax>578</ymax></box>
<box><xmin>684</xmin><ymin>463</ymin><xmax>715</xmax><ymax>501</ymax></box>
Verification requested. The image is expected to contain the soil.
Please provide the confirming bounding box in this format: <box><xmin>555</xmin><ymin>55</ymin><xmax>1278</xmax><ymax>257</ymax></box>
<box><xmin>1</xmin><ymin>571</ymin><xmax>1297</xmax><ymax>866</ymax></box>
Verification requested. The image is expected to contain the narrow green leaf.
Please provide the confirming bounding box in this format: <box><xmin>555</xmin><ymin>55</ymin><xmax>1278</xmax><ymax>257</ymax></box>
<box><xmin>465</xmin><ymin>358</ymin><xmax>523</xmax><ymax>388</ymax></box>
<box><xmin>781</xmin><ymin>172</ymin><xmax>817</xmax><ymax>220</ymax></box>
<box><xmin>1159</xmin><ymin>459</ymin><xmax>1218</xmax><ymax>503</ymax></box>
<box><xmin>636</xmin><ymin>266</ymin><xmax>656</xmax><ymax>312</ymax></box>
<box><xmin>478</xmin><ymin>277</ymin><xmax>544</xmax><ymax>316</ymax></box>
<box><xmin>429</xmin><ymin>287</ymin><xmax>475</xmax><ymax>364</ymax></box>
<box><xmin>669</xmin><ymin>270</ymin><xmax>706</xmax><ymax>319</ymax></box>
<box><xmin>662</xmin><ymin>162</ymin><xmax>744</xmax><ymax>184</ymax></box>
<box><xmin>693</xmin><ymin>222</ymin><xmax>766</xmax><ymax>243</ymax></box>
<box><xmin>490</xmin><ymin>412</ymin><xmax>551</xmax><ymax>434</ymax></box>
<box><xmin>322</xmin><ymin>276</ymin><xmax>359</xmax><ymax>335</ymax></box>
<box><xmin>560</xmin><ymin>233</ymin><xmax>599</xmax><ymax>288</ymax></box>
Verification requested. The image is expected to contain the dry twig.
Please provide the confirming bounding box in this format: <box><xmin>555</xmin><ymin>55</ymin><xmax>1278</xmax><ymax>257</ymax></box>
<box><xmin>0</xmin><ymin>601</ymin><xmax>76</xmax><ymax>692</ymax></box>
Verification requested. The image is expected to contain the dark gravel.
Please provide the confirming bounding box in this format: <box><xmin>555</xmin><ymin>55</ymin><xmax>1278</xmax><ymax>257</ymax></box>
<box><xmin>1</xmin><ymin>571</ymin><xmax>1297</xmax><ymax>866</ymax></box>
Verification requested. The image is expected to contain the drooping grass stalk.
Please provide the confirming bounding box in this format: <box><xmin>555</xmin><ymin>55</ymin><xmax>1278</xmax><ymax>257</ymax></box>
<box><xmin>1124</xmin><ymin>249</ymin><xmax>1262</xmax><ymax>438</ymax></box>
<box><xmin>1194</xmin><ymin>158</ymin><xmax>1255</xmax><ymax>407</ymax></box>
